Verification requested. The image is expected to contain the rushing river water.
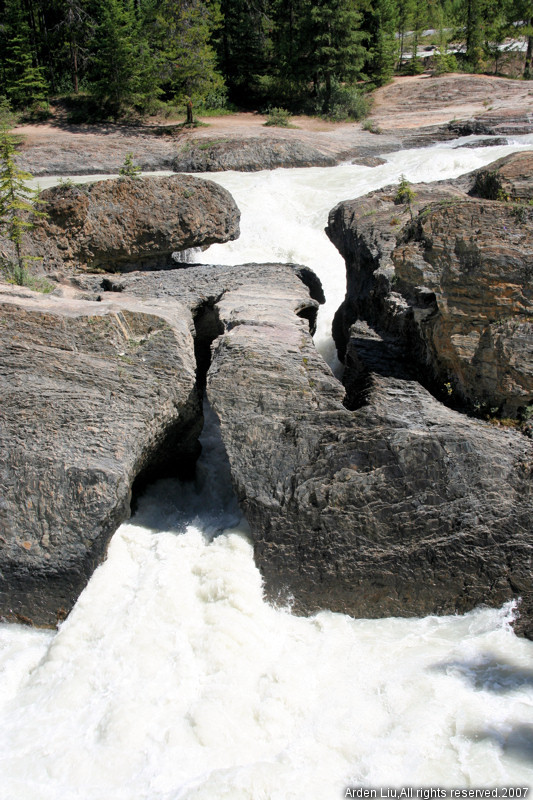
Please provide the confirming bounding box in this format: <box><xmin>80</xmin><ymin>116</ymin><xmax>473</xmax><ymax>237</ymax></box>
<box><xmin>3</xmin><ymin>138</ymin><xmax>533</xmax><ymax>799</ymax></box>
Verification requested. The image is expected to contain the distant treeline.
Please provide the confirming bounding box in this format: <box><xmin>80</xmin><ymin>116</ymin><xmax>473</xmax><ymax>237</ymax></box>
<box><xmin>0</xmin><ymin>0</ymin><xmax>531</xmax><ymax>121</ymax></box>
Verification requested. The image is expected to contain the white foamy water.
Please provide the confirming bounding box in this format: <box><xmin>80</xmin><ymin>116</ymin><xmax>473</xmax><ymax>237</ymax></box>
<box><xmin>200</xmin><ymin>135</ymin><xmax>533</xmax><ymax>364</ymax></box>
<box><xmin>8</xmin><ymin>138</ymin><xmax>533</xmax><ymax>798</ymax></box>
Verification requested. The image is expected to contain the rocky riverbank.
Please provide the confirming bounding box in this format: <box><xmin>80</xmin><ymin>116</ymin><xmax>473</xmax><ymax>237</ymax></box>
<box><xmin>12</xmin><ymin>75</ymin><xmax>533</xmax><ymax>175</ymax></box>
<box><xmin>327</xmin><ymin>150</ymin><xmax>533</xmax><ymax>422</ymax></box>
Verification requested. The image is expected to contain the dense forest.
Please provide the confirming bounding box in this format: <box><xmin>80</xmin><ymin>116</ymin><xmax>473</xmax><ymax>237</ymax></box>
<box><xmin>0</xmin><ymin>0</ymin><xmax>532</xmax><ymax>122</ymax></box>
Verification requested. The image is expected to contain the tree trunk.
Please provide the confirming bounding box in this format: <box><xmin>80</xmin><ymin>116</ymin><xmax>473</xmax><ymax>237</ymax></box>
<box><xmin>186</xmin><ymin>99</ymin><xmax>193</xmax><ymax>124</ymax></box>
<box><xmin>70</xmin><ymin>41</ymin><xmax>79</xmax><ymax>93</ymax></box>
<box><xmin>524</xmin><ymin>25</ymin><xmax>533</xmax><ymax>79</ymax></box>
<box><xmin>322</xmin><ymin>71</ymin><xmax>331</xmax><ymax>114</ymax></box>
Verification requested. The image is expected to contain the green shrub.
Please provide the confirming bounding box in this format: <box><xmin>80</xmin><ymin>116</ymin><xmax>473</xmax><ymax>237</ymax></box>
<box><xmin>119</xmin><ymin>152</ymin><xmax>141</xmax><ymax>178</ymax></box>
<box><xmin>264</xmin><ymin>107</ymin><xmax>293</xmax><ymax>127</ymax></box>
<box><xmin>471</xmin><ymin>170</ymin><xmax>505</xmax><ymax>200</ymax></box>
<box><xmin>0</xmin><ymin>129</ymin><xmax>46</xmax><ymax>286</ymax></box>
<box><xmin>313</xmin><ymin>81</ymin><xmax>372</xmax><ymax>121</ymax></box>
<box><xmin>394</xmin><ymin>175</ymin><xmax>417</xmax><ymax>205</ymax></box>
<box><xmin>0</xmin><ymin>96</ymin><xmax>19</xmax><ymax>128</ymax></box>
<box><xmin>433</xmin><ymin>52</ymin><xmax>458</xmax><ymax>75</ymax></box>
<box><xmin>362</xmin><ymin>119</ymin><xmax>382</xmax><ymax>134</ymax></box>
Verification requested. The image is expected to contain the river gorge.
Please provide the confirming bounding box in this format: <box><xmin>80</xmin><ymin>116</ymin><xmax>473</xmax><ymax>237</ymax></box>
<box><xmin>1</xmin><ymin>136</ymin><xmax>533</xmax><ymax>797</ymax></box>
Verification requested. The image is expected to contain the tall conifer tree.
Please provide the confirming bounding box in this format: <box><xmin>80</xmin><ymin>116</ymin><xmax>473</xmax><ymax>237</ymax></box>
<box><xmin>366</xmin><ymin>0</ymin><xmax>398</xmax><ymax>86</ymax></box>
<box><xmin>1</xmin><ymin>0</ymin><xmax>48</xmax><ymax>110</ymax></box>
<box><xmin>151</xmin><ymin>0</ymin><xmax>224</xmax><ymax>104</ymax></box>
<box><xmin>90</xmin><ymin>0</ymin><xmax>158</xmax><ymax>115</ymax></box>
<box><xmin>309</xmin><ymin>0</ymin><xmax>367</xmax><ymax>111</ymax></box>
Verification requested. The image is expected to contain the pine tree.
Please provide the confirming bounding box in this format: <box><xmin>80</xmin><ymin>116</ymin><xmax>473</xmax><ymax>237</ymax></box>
<box><xmin>55</xmin><ymin>0</ymin><xmax>93</xmax><ymax>93</ymax></box>
<box><xmin>0</xmin><ymin>129</ymin><xmax>45</xmax><ymax>286</ymax></box>
<box><xmin>309</xmin><ymin>0</ymin><xmax>367</xmax><ymax>112</ymax></box>
<box><xmin>483</xmin><ymin>0</ymin><xmax>510</xmax><ymax>74</ymax></box>
<box><xmin>366</xmin><ymin>0</ymin><xmax>398</xmax><ymax>86</ymax></box>
<box><xmin>406</xmin><ymin>0</ymin><xmax>425</xmax><ymax>74</ymax></box>
<box><xmin>89</xmin><ymin>0</ymin><xmax>159</xmax><ymax>116</ymax></box>
<box><xmin>217</xmin><ymin>0</ymin><xmax>269</xmax><ymax>105</ymax></box>
<box><xmin>151</xmin><ymin>0</ymin><xmax>224</xmax><ymax>105</ymax></box>
<box><xmin>506</xmin><ymin>0</ymin><xmax>533</xmax><ymax>78</ymax></box>
<box><xmin>1</xmin><ymin>0</ymin><xmax>48</xmax><ymax>111</ymax></box>
<box><xmin>396</xmin><ymin>0</ymin><xmax>415</xmax><ymax>68</ymax></box>
<box><xmin>465</xmin><ymin>0</ymin><xmax>484</xmax><ymax>71</ymax></box>
<box><xmin>270</xmin><ymin>0</ymin><xmax>313</xmax><ymax>87</ymax></box>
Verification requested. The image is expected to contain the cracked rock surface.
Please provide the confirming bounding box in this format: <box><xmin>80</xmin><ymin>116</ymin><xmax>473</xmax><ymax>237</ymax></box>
<box><xmin>204</xmin><ymin>273</ymin><xmax>533</xmax><ymax>637</ymax></box>
<box><xmin>327</xmin><ymin>151</ymin><xmax>533</xmax><ymax>420</ymax></box>
<box><xmin>0</xmin><ymin>263</ymin><xmax>321</xmax><ymax>625</ymax></box>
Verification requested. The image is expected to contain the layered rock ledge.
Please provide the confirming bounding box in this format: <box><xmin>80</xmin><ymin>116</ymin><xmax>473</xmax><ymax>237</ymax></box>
<box><xmin>0</xmin><ymin>264</ymin><xmax>321</xmax><ymax>625</ymax></box>
<box><xmin>0</xmin><ymin>283</ymin><xmax>200</xmax><ymax>625</ymax></box>
<box><xmin>173</xmin><ymin>137</ymin><xmax>338</xmax><ymax>172</ymax></box>
<box><xmin>327</xmin><ymin>151</ymin><xmax>533</xmax><ymax>421</ymax></box>
<box><xmin>205</xmin><ymin>267</ymin><xmax>533</xmax><ymax>637</ymax></box>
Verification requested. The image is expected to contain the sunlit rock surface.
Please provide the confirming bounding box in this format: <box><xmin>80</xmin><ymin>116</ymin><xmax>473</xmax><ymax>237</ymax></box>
<box><xmin>0</xmin><ymin>283</ymin><xmax>201</xmax><ymax>625</ymax></box>
<box><xmin>0</xmin><ymin>175</ymin><xmax>240</xmax><ymax>273</ymax></box>
<box><xmin>205</xmin><ymin>269</ymin><xmax>533</xmax><ymax>637</ymax></box>
<box><xmin>0</xmin><ymin>264</ymin><xmax>321</xmax><ymax>626</ymax></box>
<box><xmin>327</xmin><ymin>151</ymin><xmax>533</xmax><ymax>420</ymax></box>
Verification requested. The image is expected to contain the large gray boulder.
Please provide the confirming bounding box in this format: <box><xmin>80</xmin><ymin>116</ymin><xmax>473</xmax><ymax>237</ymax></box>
<box><xmin>0</xmin><ymin>263</ymin><xmax>322</xmax><ymax>626</ymax></box>
<box><xmin>3</xmin><ymin>174</ymin><xmax>240</xmax><ymax>274</ymax></box>
<box><xmin>205</xmin><ymin>277</ymin><xmax>533</xmax><ymax>637</ymax></box>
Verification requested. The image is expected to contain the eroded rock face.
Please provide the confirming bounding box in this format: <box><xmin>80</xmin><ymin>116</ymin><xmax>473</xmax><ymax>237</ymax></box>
<box><xmin>327</xmin><ymin>151</ymin><xmax>533</xmax><ymax>419</ymax></box>
<box><xmin>17</xmin><ymin>175</ymin><xmax>240</xmax><ymax>273</ymax></box>
<box><xmin>469</xmin><ymin>151</ymin><xmax>533</xmax><ymax>202</ymax></box>
<box><xmin>0</xmin><ymin>263</ymin><xmax>322</xmax><ymax>626</ymax></box>
<box><xmin>0</xmin><ymin>284</ymin><xmax>201</xmax><ymax>625</ymax></box>
<box><xmin>205</xmin><ymin>274</ymin><xmax>533</xmax><ymax>636</ymax></box>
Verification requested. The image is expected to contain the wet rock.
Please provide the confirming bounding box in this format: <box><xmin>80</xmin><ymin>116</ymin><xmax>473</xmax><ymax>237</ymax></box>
<box><xmin>448</xmin><ymin>115</ymin><xmax>533</xmax><ymax>138</ymax></box>
<box><xmin>12</xmin><ymin>174</ymin><xmax>240</xmax><ymax>273</ymax></box>
<box><xmin>454</xmin><ymin>137</ymin><xmax>508</xmax><ymax>149</ymax></box>
<box><xmin>351</xmin><ymin>155</ymin><xmax>388</xmax><ymax>167</ymax></box>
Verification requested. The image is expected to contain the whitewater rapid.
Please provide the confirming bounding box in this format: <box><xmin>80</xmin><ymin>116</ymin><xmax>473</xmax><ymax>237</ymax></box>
<box><xmin>4</xmin><ymin>137</ymin><xmax>533</xmax><ymax>799</ymax></box>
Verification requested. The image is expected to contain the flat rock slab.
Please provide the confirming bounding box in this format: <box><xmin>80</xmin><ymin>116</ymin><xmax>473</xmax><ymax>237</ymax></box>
<box><xmin>0</xmin><ymin>283</ymin><xmax>200</xmax><ymax>625</ymax></box>
<box><xmin>173</xmin><ymin>137</ymin><xmax>337</xmax><ymax>172</ymax></box>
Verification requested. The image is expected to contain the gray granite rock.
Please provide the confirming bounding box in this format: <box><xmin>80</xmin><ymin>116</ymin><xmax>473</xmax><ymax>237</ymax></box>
<box><xmin>205</xmin><ymin>282</ymin><xmax>533</xmax><ymax>636</ymax></box>
<box><xmin>327</xmin><ymin>151</ymin><xmax>533</xmax><ymax>421</ymax></box>
<box><xmin>0</xmin><ymin>263</ymin><xmax>322</xmax><ymax>626</ymax></box>
<box><xmin>0</xmin><ymin>283</ymin><xmax>201</xmax><ymax>625</ymax></box>
<box><xmin>173</xmin><ymin>137</ymin><xmax>337</xmax><ymax>172</ymax></box>
<box><xmin>0</xmin><ymin>174</ymin><xmax>240</xmax><ymax>274</ymax></box>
